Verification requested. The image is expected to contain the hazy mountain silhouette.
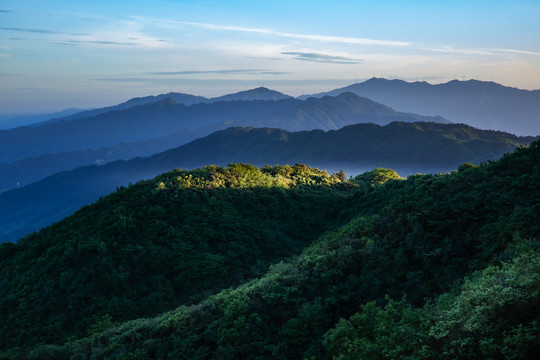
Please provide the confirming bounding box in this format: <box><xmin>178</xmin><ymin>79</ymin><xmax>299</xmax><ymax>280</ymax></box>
<box><xmin>299</xmin><ymin>78</ymin><xmax>540</xmax><ymax>136</ymax></box>
<box><xmin>241</xmin><ymin>92</ymin><xmax>448</xmax><ymax>131</ymax></box>
<box><xmin>211</xmin><ymin>87</ymin><xmax>292</xmax><ymax>102</ymax></box>
<box><xmin>26</xmin><ymin>87</ymin><xmax>290</xmax><ymax>127</ymax></box>
<box><xmin>0</xmin><ymin>97</ymin><xmax>295</xmax><ymax>163</ymax></box>
<box><xmin>0</xmin><ymin>108</ymin><xmax>85</xmax><ymax>129</ymax></box>
<box><xmin>0</xmin><ymin>93</ymin><xmax>447</xmax><ymax>191</ymax></box>
<box><xmin>0</xmin><ymin>128</ymin><xmax>205</xmax><ymax>193</ymax></box>
<box><xmin>35</xmin><ymin>93</ymin><xmax>210</xmax><ymax>126</ymax></box>
<box><xmin>1</xmin><ymin>121</ymin><xmax>535</xmax><ymax>243</ymax></box>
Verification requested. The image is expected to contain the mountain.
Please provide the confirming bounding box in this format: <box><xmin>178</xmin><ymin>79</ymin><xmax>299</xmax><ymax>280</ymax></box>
<box><xmin>0</xmin><ymin>87</ymin><xmax>289</xmax><ymax>133</ymax></box>
<box><xmin>29</xmin><ymin>87</ymin><xmax>289</xmax><ymax>126</ymax></box>
<box><xmin>0</xmin><ymin>121</ymin><xmax>536</xmax><ymax>243</ymax></box>
<box><xmin>0</xmin><ymin>108</ymin><xmax>86</xmax><ymax>129</ymax></box>
<box><xmin>0</xmin><ymin>93</ymin><xmax>447</xmax><ymax>191</ymax></box>
<box><xmin>0</xmin><ymin>164</ymin><xmax>354</xmax><ymax>352</ymax></box>
<box><xmin>152</xmin><ymin>122</ymin><xmax>534</xmax><ymax>173</ymax></box>
<box><xmin>4</xmin><ymin>92</ymin><xmax>441</xmax><ymax>164</ymax></box>
<box><xmin>241</xmin><ymin>92</ymin><xmax>448</xmax><ymax>131</ymax></box>
<box><xmin>0</xmin><ymin>128</ymin><xmax>208</xmax><ymax>192</ymax></box>
<box><xmin>211</xmin><ymin>87</ymin><xmax>292</xmax><ymax>102</ymax></box>
<box><xmin>0</xmin><ymin>97</ymin><xmax>295</xmax><ymax>163</ymax></box>
<box><xmin>299</xmin><ymin>78</ymin><xmax>540</xmax><ymax>136</ymax></box>
<box><xmin>41</xmin><ymin>92</ymin><xmax>210</xmax><ymax>124</ymax></box>
<box><xmin>1</xmin><ymin>142</ymin><xmax>538</xmax><ymax>358</ymax></box>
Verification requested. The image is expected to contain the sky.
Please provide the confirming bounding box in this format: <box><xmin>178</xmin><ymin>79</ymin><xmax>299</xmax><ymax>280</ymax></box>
<box><xmin>1</xmin><ymin>0</ymin><xmax>539</xmax><ymax>115</ymax></box>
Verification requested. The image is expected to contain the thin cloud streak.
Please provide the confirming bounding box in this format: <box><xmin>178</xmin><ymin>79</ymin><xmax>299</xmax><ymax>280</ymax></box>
<box><xmin>420</xmin><ymin>45</ymin><xmax>540</xmax><ymax>57</ymax></box>
<box><xmin>148</xmin><ymin>69</ymin><xmax>290</xmax><ymax>75</ymax></box>
<box><xmin>492</xmin><ymin>48</ymin><xmax>540</xmax><ymax>56</ymax></box>
<box><xmin>133</xmin><ymin>16</ymin><xmax>540</xmax><ymax>62</ymax></box>
<box><xmin>281</xmin><ymin>52</ymin><xmax>363</xmax><ymax>64</ymax></box>
<box><xmin>0</xmin><ymin>27</ymin><xmax>56</xmax><ymax>34</ymax></box>
<box><xmin>420</xmin><ymin>46</ymin><xmax>494</xmax><ymax>56</ymax></box>
<box><xmin>68</xmin><ymin>39</ymin><xmax>137</xmax><ymax>46</ymax></box>
<box><xmin>173</xmin><ymin>20</ymin><xmax>411</xmax><ymax>47</ymax></box>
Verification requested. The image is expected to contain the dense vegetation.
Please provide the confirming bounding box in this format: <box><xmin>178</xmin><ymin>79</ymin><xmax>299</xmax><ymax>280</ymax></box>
<box><xmin>0</xmin><ymin>164</ymin><xmax>354</xmax><ymax>354</ymax></box>
<box><xmin>1</xmin><ymin>142</ymin><xmax>539</xmax><ymax>359</ymax></box>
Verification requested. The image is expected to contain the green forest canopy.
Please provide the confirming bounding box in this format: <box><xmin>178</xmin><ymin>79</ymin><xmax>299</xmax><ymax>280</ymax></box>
<box><xmin>1</xmin><ymin>142</ymin><xmax>539</xmax><ymax>359</ymax></box>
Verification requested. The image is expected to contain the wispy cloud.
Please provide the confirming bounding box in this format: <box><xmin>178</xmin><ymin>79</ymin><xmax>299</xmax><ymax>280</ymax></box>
<box><xmin>281</xmin><ymin>52</ymin><xmax>363</xmax><ymax>64</ymax></box>
<box><xmin>164</xmin><ymin>20</ymin><xmax>411</xmax><ymax>47</ymax></box>
<box><xmin>420</xmin><ymin>45</ymin><xmax>540</xmax><ymax>57</ymax></box>
<box><xmin>492</xmin><ymin>48</ymin><xmax>540</xmax><ymax>56</ymax></box>
<box><xmin>421</xmin><ymin>45</ymin><xmax>494</xmax><ymax>56</ymax></box>
<box><xmin>95</xmin><ymin>77</ymin><xmax>155</xmax><ymax>82</ymax></box>
<box><xmin>148</xmin><ymin>69</ymin><xmax>290</xmax><ymax>75</ymax></box>
<box><xmin>137</xmin><ymin>17</ymin><xmax>540</xmax><ymax>62</ymax></box>
<box><xmin>68</xmin><ymin>39</ymin><xmax>136</xmax><ymax>46</ymax></box>
<box><xmin>0</xmin><ymin>27</ymin><xmax>56</xmax><ymax>34</ymax></box>
<box><xmin>53</xmin><ymin>42</ymin><xmax>80</xmax><ymax>47</ymax></box>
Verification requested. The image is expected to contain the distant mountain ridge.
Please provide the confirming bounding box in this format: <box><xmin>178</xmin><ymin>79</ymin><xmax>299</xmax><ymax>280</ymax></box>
<box><xmin>0</xmin><ymin>121</ymin><xmax>535</xmax><ymax>243</ymax></box>
<box><xmin>17</xmin><ymin>87</ymin><xmax>291</xmax><ymax>127</ymax></box>
<box><xmin>300</xmin><ymin>78</ymin><xmax>540</xmax><ymax>136</ymax></box>
<box><xmin>36</xmin><ymin>93</ymin><xmax>209</xmax><ymax>125</ymax></box>
<box><xmin>150</xmin><ymin>122</ymin><xmax>534</xmax><ymax>173</ymax></box>
<box><xmin>0</xmin><ymin>108</ymin><xmax>86</xmax><ymax>129</ymax></box>
<box><xmin>0</xmin><ymin>92</ymin><xmax>448</xmax><ymax>191</ymax></box>
<box><xmin>211</xmin><ymin>87</ymin><xmax>292</xmax><ymax>102</ymax></box>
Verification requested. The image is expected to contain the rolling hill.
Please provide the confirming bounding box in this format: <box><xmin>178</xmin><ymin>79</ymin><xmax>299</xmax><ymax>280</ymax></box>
<box><xmin>0</xmin><ymin>141</ymin><xmax>538</xmax><ymax>359</ymax></box>
<box><xmin>0</xmin><ymin>121</ymin><xmax>536</xmax><ymax>243</ymax></box>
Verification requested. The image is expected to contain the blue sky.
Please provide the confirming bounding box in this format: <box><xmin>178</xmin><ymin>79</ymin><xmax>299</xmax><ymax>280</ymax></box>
<box><xmin>1</xmin><ymin>0</ymin><xmax>539</xmax><ymax>114</ymax></box>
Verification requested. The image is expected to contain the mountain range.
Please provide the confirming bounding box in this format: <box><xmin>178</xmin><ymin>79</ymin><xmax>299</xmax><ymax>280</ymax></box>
<box><xmin>300</xmin><ymin>77</ymin><xmax>540</xmax><ymax>136</ymax></box>
<box><xmin>0</xmin><ymin>108</ymin><xmax>85</xmax><ymax>129</ymax></box>
<box><xmin>1</xmin><ymin>79</ymin><xmax>539</xmax><ymax>243</ymax></box>
<box><xmin>3</xmin><ymin>78</ymin><xmax>538</xmax><ymax>193</ymax></box>
<box><xmin>0</xmin><ymin>92</ymin><xmax>446</xmax><ymax>192</ymax></box>
<box><xmin>0</xmin><ymin>121</ymin><xmax>536</xmax><ymax>243</ymax></box>
<box><xmin>1</xmin><ymin>79</ymin><xmax>539</xmax><ymax>358</ymax></box>
<box><xmin>9</xmin><ymin>87</ymin><xmax>291</xmax><ymax>128</ymax></box>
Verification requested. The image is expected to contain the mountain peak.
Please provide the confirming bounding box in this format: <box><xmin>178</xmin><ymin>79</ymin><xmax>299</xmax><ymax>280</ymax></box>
<box><xmin>211</xmin><ymin>87</ymin><xmax>292</xmax><ymax>102</ymax></box>
<box><xmin>156</xmin><ymin>97</ymin><xmax>179</xmax><ymax>106</ymax></box>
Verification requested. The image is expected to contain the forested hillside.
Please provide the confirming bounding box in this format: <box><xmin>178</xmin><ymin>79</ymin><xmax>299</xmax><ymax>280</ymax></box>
<box><xmin>1</xmin><ymin>142</ymin><xmax>539</xmax><ymax>359</ymax></box>
<box><xmin>0</xmin><ymin>164</ymin><xmax>354</xmax><ymax>354</ymax></box>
